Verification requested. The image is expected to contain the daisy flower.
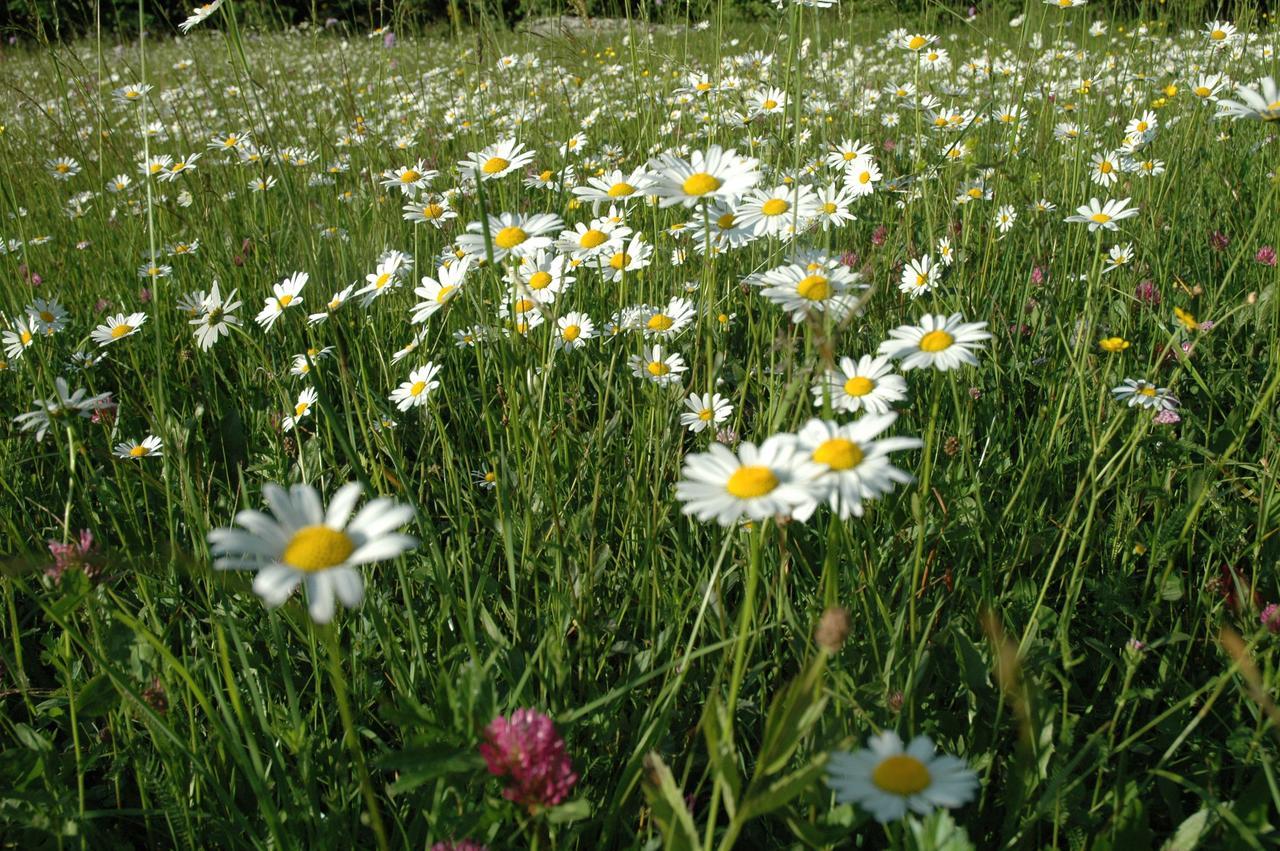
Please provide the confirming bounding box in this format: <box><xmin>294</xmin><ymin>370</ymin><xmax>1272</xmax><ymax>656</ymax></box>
<box><xmin>679</xmin><ymin>392</ymin><xmax>733</xmax><ymax>433</ymax></box>
<box><xmin>207</xmin><ymin>482</ymin><xmax>416</xmax><ymax>624</ymax></box>
<box><xmin>1111</xmin><ymin>378</ymin><xmax>1177</xmax><ymax>411</ymax></box>
<box><xmin>571</xmin><ymin>167</ymin><xmax>652</xmax><ymax>211</ymax></box>
<box><xmin>14</xmin><ymin>378</ymin><xmax>113</xmax><ymax>442</ymax></box>
<box><xmin>898</xmin><ymin>255</ymin><xmax>941</xmax><ymax>298</ymax></box>
<box><xmin>114</xmin><ymin>435</ymin><xmax>163</xmax><ymax>459</ymax></box>
<box><xmin>308</xmin><ymin>284</ymin><xmax>357</xmax><ymax>326</ymax></box>
<box><xmin>458</xmin><ymin>138</ymin><xmax>536</xmax><ymax>181</ymax></box>
<box><xmin>456</xmin><ymin>213</ymin><xmax>563</xmax><ymax>262</ymax></box>
<box><xmin>555</xmin><ymin>312</ymin><xmax>594</xmax><ymax>351</ymax></box>
<box><xmin>629</xmin><ymin>344</ymin><xmax>686</xmax><ymax>386</ymax></box>
<box><xmin>812</xmin><ymin>355</ymin><xmax>908</xmax><ymax>415</ymax></box>
<box><xmin>1216</xmin><ymin>76</ymin><xmax>1280</xmax><ymax>123</ymax></box>
<box><xmin>795</xmin><ymin>416</ymin><xmax>921</xmax><ymax>519</ymax></box>
<box><xmin>645</xmin><ymin>145</ymin><xmax>761</xmax><ymax>208</ymax></box>
<box><xmin>1064</xmin><ymin>198</ymin><xmax>1139</xmax><ymax>231</ymax></box>
<box><xmin>390</xmin><ymin>363</ymin><xmax>443</xmax><ymax>410</ymax></box>
<box><xmin>191</xmin><ymin>281</ymin><xmax>241</xmax><ymax>351</ymax></box>
<box><xmin>735</xmin><ymin>184</ymin><xmax>819</xmax><ymax>237</ymax></box>
<box><xmin>411</xmin><ymin>262</ymin><xmax>470</xmax><ymax>324</ymax></box>
<box><xmin>380</xmin><ymin>161</ymin><xmax>437</xmax><ymax>196</ymax></box>
<box><xmin>755</xmin><ymin>261</ymin><xmax>863</xmax><ymax>323</ymax></box>
<box><xmin>257</xmin><ymin>272</ymin><xmax>307</xmax><ymax>330</ymax></box>
<box><xmin>675</xmin><ymin>435</ymin><xmax>824</xmax><ymax>525</ymax></box>
<box><xmin>2</xmin><ymin>318</ymin><xmax>36</xmax><ymax>360</ymax></box>
<box><xmin>878</xmin><ymin>314</ymin><xmax>991</xmax><ymax>371</ymax></box>
<box><xmin>403</xmin><ymin>196</ymin><xmax>457</xmax><ymax>228</ymax></box>
<box><xmin>283</xmin><ymin>388</ymin><xmax>317</xmax><ymax>432</ymax></box>
<box><xmin>179</xmin><ymin>0</ymin><xmax>224</xmax><ymax>32</ymax></box>
<box><xmin>641</xmin><ymin>297</ymin><xmax>696</xmax><ymax>338</ymax></box>
<box><xmin>826</xmin><ymin>731</ymin><xmax>978</xmax><ymax>823</ymax></box>
<box><xmin>91</xmin><ymin>312</ymin><xmax>148</xmax><ymax>347</ymax></box>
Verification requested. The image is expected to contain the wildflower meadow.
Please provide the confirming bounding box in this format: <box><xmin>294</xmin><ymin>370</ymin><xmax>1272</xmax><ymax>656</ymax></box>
<box><xmin>1</xmin><ymin>0</ymin><xmax>1279</xmax><ymax>847</ymax></box>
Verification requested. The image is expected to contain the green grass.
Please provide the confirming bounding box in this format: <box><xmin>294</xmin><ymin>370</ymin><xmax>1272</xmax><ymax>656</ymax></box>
<box><xmin>1</xmin><ymin>2</ymin><xmax>1279</xmax><ymax>848</ymax></box>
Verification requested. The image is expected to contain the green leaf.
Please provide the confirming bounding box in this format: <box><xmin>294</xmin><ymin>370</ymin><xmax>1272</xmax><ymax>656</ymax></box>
<box><xmin>640</xmin><ymin>752</ymin><xmax>700</xmax><ymax>851</ymax></box>
<box><xmin>756</xmin><ymin>661</ymin><xmax>827</xmax><ymax>777</ymax></box>
<box><xmin>701</xmin><ymin>695</ymin><xmax>740</xmax><ymax>817</ymax></box>
<box><xmin>75</xmin><ymin>673</ymin><xmax>120</xmax><ymax>718</ymax></box>
<box><xmin>546</xmin><ymin>798</ymin><xmax>591</xmax><ymax>824</ymax></box>
<box><xmin>739</xmin><ymin>754</ymin><xmax>827</xmax><ymax>821</ymax></box>
<box><xmin>1161</xmin><ymin>808</ymin><xmax>1211</xmax><ymax>851</ymax></box>
<box><xmin>378</xmin><ymin>744</ymin><xmax>485</xmax><ymax>795</ymax></box>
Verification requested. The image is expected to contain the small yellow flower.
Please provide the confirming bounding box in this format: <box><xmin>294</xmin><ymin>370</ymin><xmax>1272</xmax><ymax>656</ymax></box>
<box><xmin>1174</xmin><ymin>307</ymin><xmax>1198</xmax><ymax>331</ymax></box>
<box><xmin>1099</xmin><ymin>337</ymin><xmax>1131</xmax><ymax>353</ymax></box>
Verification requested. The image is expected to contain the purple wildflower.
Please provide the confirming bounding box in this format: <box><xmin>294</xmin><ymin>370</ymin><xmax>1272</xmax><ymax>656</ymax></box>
<box><xmin>480</xmin><ymin>709</ymin><xmax>578</xmax><ymax>810</ymax></box>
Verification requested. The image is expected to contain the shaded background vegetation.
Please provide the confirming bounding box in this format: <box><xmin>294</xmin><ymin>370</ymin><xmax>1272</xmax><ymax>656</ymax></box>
<box><xmin>0</xmin><ymin>0</ymin><xmax>1273</xmax><ymax>41</ymax></box>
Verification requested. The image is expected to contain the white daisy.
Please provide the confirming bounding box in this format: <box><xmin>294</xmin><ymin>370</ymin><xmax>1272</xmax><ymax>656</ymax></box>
<box><xmin>675</xmin><ymin>435</ymin><xmax>824</xmax><ymax>525</ymax></box>
<box><xmin>207</xmin><ymin>482</ymin><xmax>417</xmax><ymax>624</ymax></box>
<box><xmin>878</xmin><ymin>314</ymin><xmax>991</xmax><ymax>371</ymax></box>
<box><xmin>826</xmin><ymin>731</ymin><xmax>978</xmax><ymax>823</ymax></box>
<box><xmin>812</xmin><ymin>355</ymin><xmax>908</xmax><ymax>415</ymax></box>
<box><xmin>795</xmin><ymin>416</ymin><xmax>921</xmax><ymax>519</ymax></box>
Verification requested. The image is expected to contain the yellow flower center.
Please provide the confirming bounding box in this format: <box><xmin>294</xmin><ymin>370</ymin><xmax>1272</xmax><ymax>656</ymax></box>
<box><xmin>400</xmin><ymin>169</ymin><xmax>420</xmax><ymax>182</ymax></box>
<box><xmin>796</xmin><ymin>275</ymin><xmax>831</xmax><ymax>301</ymax></box>
<box><xmin>725</xmin><ymin>465</ymin><xmax>779</xmax><ymax>498</ymax></box>
<box><xmin>762</xmin><ymin>99</ymin><xmax>778</xmax><ymax>109</ymax></box>
<box><xmin>872</xmin><ymin>755</ymin><xmax>932</xmax><ymax>796</ymax></box>
<box><xmin>1099</xmin><ymin>161</ymin><xmax>1113</xmax><ymax>174</ymax></box>
<box><xmin>278</xmin><ymin>294</ymin><xmax>294</xmax><ymax>307</ymax></box>
<box><xmin>717</xmin><ymin>212</ymin><xmax>737</xmax><ymax>229</ymax></box>
<box><xmin>859</xmin><ymin>171</ymin><xmax>872</xmax><ymax>185</ymax></box>
<box><xmin>610</xmin><ymin>252</ymin><xmax>631</xmax><ymax>270</ymax></box>
<box><xmin>1194</xmin><ymin>86</ymin><xmax>1211</xmax><ymax>97</ymax></box>
<box><xmin>562</xmin><ymin>324</ymin><xmax>581</xmax><ymax>341</ymax></box>
<box><xmin>682</xmin><ymin>172</ymin><xmax>721</xmax><ymax>196</ymax></box>
<box><xmin>812</xmin><ymin>437</ymin><xmax>863</xmax><ymax>471</ymax></box>
<box><xmin>1139</xmin><ymin>386</ymin><xmax>1157</xmax><ymax>397</ymax></box>
<box><xmin>495</xmin><ymin>226</ymin><xmax>528</xmax><ymax>249</ymax></box>
<box><xmin>409</xmin><ymin>380</ymin><xmax>428</xmax><ymax>396</ymax></box>
<box><xmin>539</xmin><ymin>170</ymin><xmax>553</xmax><ymax>181</ymax></box>
<box><xmin>129</xmin><ymin>445</ymin><xmax>150</xmax><ymax>457</ymax></box>
<box><xmin>844</xmin><ymin>376</ymin><xmax>874</xmax><ymax>396</ymax></box>
<box><xmin>1099</xmin><ymin>337</ymin><xmax>1129</xmax><ymax>352</ymax></box>
<box><xmin>294</xmin><ymin>402</ymin><xmax>310</xmax><ymax>416</ymax></box>
<box><xmin>374</xmin><ymin>273</ymin><xmax>391</xmax><ymax>289</ymax></box>
<box><xmin>698</xmin><ymin>409</ymin><xmax>714</xmax><ymax>421</ymax></box>
<box><xmin>281</xmin><ymin>525</ymin><xmax>355</xmax><ymax>572</ymax></box>
<box><xmin>435</xmin><ymin>285</ymin><xmax>454</xmax><ymax>303</ymax></box>
<box><xmin>579</xmin><ymin>229</ymin><xmax>608</xmax><ymax>248</ymax></box>
<box><xmin>20</xmin><ymin>330</ymin><xmax>32</xmax><ymax>345</ymax></box>
<box><xmin>761</xmin><ymin>198</ymin><xmax>789</xmax><ymax>216</ymax></box>
<box><xmin>919</xmin><ymin>330</ymin><xmax>954</xmax><ymax>352</ymax></box>
<box><xmin>607</xmin><ymin>181</ymin><xmax>635</xmax><ymax>197</ymax></box>
<box><xmin>647</xmin><ymin>314</ymin><xmax>674</xmax><ymax>331</ymax></box>
<box><xmin>528</xmin><ymin>271</ymin><xmax>553</xmax><ymax>289</ymax></box>
<box><xmin>646</xmin><ymin>360</ymin><xmax>670</xmax><ymax>376</ymax></box>
<box><xmin>1210</xmin><ymin>29</ymin><xmax>1226</xmax><ymax>40</ymax></box>
<box><xmin>422</xmin><ymin>203</ymin><xmax>445</xmax><ymax>219</ymax></box>
<box><xmin>111</xmin><ymin>323</ymin><xmax>133</xmax><ymax>339</ymax></box>
<box><xmin>481</xmin><ymin>156</ymin><xmax>510</xmax><ymax>174</ymax></box>
<box><xmin>907</xmin><ymin>35</ymin><xmax>927</xmax><ymax>50</ymax></box>
<box><xmin>822</xmin><ymin>202</ymin><xmax>838</xmax><ymax>214</ymax></box>
<box><xmin>513</xmin><ymin>298</ymin><xmax>536</xmax><ymax>314</ymax></box>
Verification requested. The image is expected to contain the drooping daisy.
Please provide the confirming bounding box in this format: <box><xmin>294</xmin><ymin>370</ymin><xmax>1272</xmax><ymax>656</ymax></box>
<box><xmin>114</xmin><ymin>435</ymin><xmax>163</xmax><ymax>459</ymax></box>
<box><xmin>878</xmin><ymin>314</ymin><xmax>991</xmax><ymax>371</ymax></box>
<box><xmin>645</xmin><ymin>145</ymin><xmax>761</xmax><ymax>208</ymax></box>
<box><xmin>91</xmin><ymin>312</ymin><xmax>148</xmax><ymax>347</ymax></box>
<box><xmin>795</xmin><ymin>416</ymin><xmax>921</xmax><ymax>519</ymax></box>
<box><xmin>1063</xmin><ymin>198</ymin><xmax>1139</xmax><ymax>231</ymax></box>
<box><xmin>179</xmin><ymin>0</ymin><xmax>225</xmax><ymax>32</ymax></box>
<box><xmin>812</xmin><ymin>355</ymin><xmax>908</xmax><ymax>415</ymax></box>
<box><xmin>357</xmin><ymin>257</ymin><xmax>406</xmax><ymax>306</ymax></box>
<box><xmin>675</xmin><ymin>435</ymin><xmax>824</xmax><ymax>525</ymax></box>
<box><xmin>1103</xmin><ymin>243</ymin><xmax>1135</xmax><ymax>274</ymax></box>
<box><xmin>191</xmin><ymin>282</ymin><xmax>241</xmax><ymax>351</ymax></box>
<box><xmin>629</xmin><ymin>344</ymin><xmax>686</xmax><ymax>386</ymax></box>
<box><xmin>679</xmin><ymin>392</ymin><xmax>733</xmax><ymax>433</ymax></box>
<box><xmin>256</xmin><ymin>272</ymin><xmax>307</xmax><ymax>330</ymax></box>
<box><xmin>207</xmin><ymin>482</ymin><xmax>416</xmax><ymax>624</ymax></box>
<box><xmin>826</xmin><ymin>731</ymin><xmax>978</xmax><ymax>823</ymax></box>
<box><xmin>390</xmin><ymin>363</ymin><xmax>443</xmax><ymax>411</ymax></box>
<box><xmin>14</xmin><ymin>379</ymin><xmax>113</xmax><ymax>442</ymax></box>
<box><xmin>1111</xmin><ymin>378</ymin><xmax>1177</xmax><ymax>411</ymax></box>
<box><xmin>307</xmin><ymin>284</ymin><xmax>357</xmax><ymax>326</ymax></box>
<box><xmin>458</xmin><ymin>138</ymin><xmax>536</xmax><ymax>181</ymax></box>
